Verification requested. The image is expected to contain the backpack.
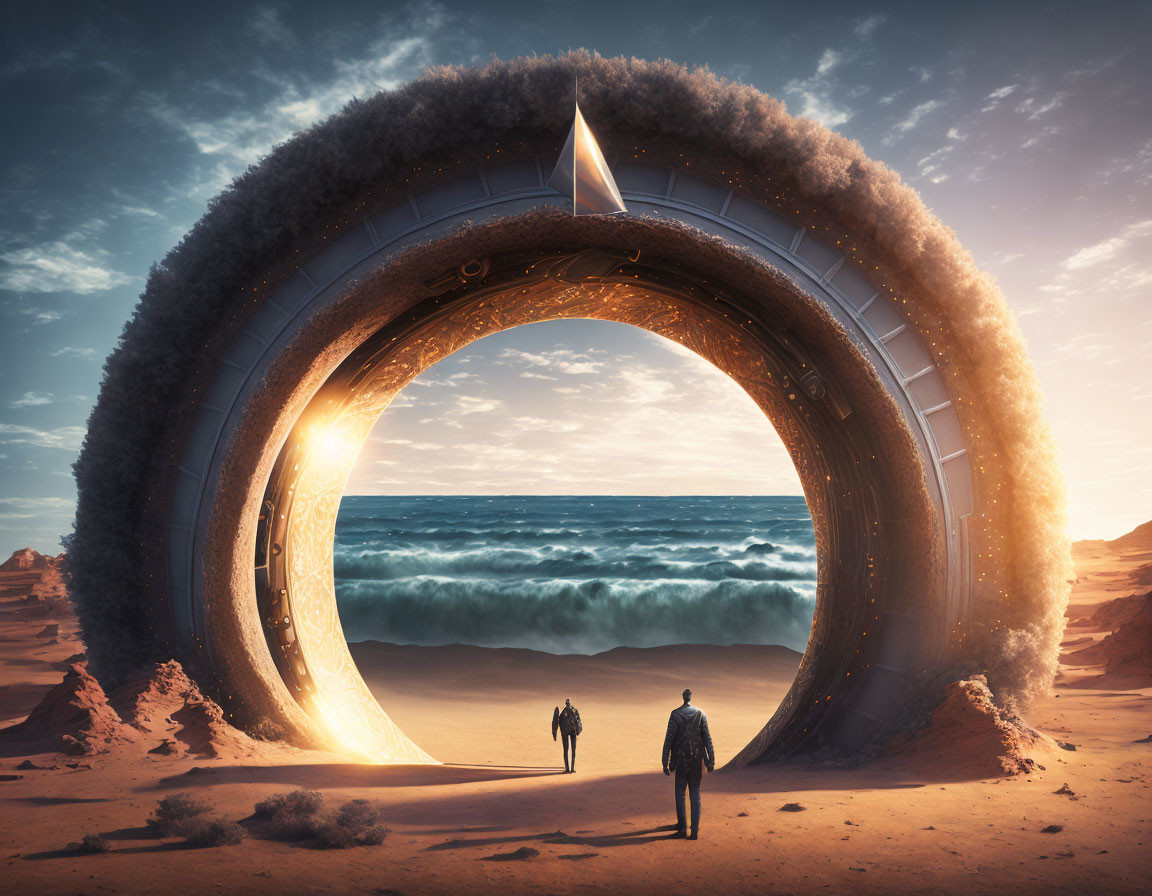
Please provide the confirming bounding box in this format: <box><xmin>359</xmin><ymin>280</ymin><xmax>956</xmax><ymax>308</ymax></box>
<box><xmin>674</xmin><ymin>710</ymin><xmax>704</xmax><ymax>767</ymax></box>
<box><xmin>562</xmin><ymin>706</ymin><xmax>582</xmax><ymax>736</ymax></box>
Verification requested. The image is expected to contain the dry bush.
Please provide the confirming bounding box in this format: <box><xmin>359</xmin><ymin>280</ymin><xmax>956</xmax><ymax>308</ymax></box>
<box><xmin>147</xmin><ymin>792</ymin><xmax>213</xmax><ymax>835</ymax></box>
<box><xmin>180</xmin><ymin>817</ymin><xmax>245</xmax><ymax>847</ymax></box>
<box><xmin>76</xmin><ymin>833</ymin><xmax>110</xmax><ymax>853</ymax></box>
<box><xmin>254</xmin><ymin>789</ymin><xmax>323</xmax><ymax>819</ymax></box>
<box><xmin>311</xmin><ymin>799</ymin><xmax>390</xmax><ymax>849</ymax></box>
<box><xmin>254</xmin><ymin>789</ymin><xmax>325</xmax><ymax>841</ymax></box>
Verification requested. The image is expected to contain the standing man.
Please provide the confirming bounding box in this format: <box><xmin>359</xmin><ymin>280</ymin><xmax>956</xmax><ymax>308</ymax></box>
<box><xmin>552</xmin><ymin>698</ymin><xmax>582</xmax><ymax>773</ymax></box>
<box><xmin>661</xmin><ymin>688</ymin><xmax>715</xmax><ymax>840</ymax></box>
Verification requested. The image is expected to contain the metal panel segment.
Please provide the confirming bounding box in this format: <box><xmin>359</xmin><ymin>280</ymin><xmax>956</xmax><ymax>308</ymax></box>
<box><xmin>302</xmin><ymin>226</ymin><xmax>375</xmax><ymax>284</ymax></box>
<box><xmin>929</xmin><ymin>406</ymin><xmax>967</xmax><ymax>461</ymax></box>
<box><xmin>612</xmin><ymin>162</ymin><xmax>671</xmax><ymax>196</ymax></box>
<box><xmin>723</xmin><ymin>195</ymin><xmax>799</xmax><ymax>248</ymax></box>
<box><xmin>414</xmin><ymin>174</ymin><xmax>488</xmax><ymax>218</ymax></box>
<box><xmin>795</xmin><ymin>231</ymin><xmax>844</xmax><ymax>276</ymax></box>
<box><xmin>669</xmin><ymin>174</ymin><xmax>728</xmax><ymax>212</ymax></box>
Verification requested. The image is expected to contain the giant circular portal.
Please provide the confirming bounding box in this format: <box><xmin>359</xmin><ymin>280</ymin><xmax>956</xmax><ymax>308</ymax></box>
<box><xmin>70</xmin><ymin>54</ymin><xmax>1070</xmax><ymax>763</ymax></box>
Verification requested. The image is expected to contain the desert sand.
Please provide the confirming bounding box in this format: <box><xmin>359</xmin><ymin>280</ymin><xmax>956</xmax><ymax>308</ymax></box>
<box><xmin>1</xmin><ymin>527</ymin><xmax>1149</xmax><ymax>896</ymax></box>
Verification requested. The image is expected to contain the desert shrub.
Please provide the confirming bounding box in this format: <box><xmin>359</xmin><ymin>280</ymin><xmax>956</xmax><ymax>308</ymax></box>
<box><xmin>76</xmin><ymin>833</ymin><xmax>111</xmax><ymax>853</ymax></box>
<box><xmin>254</xmin><ymin>789</ymin><xmax>323</xmax><ymax>819</ymax></box>
<box><xmin>147</xmin><ymin>792</ymin><xmax>213</xmax><ymax>835</ymax></box>
<box><xmin>254</xmin><ymin>789</ymin><xmax>325</xmax><ymax>840</ymax></box>
<box><xmin>312</xmin><ymin>799</ymin><xmax>390</xmax><ymax>849</ymax></box>
<box><xmin>180</xmin><ymin>817</ymin><xmax>245</xmax><ymax>847</ymax></box>
<box><xmin>356</xmin><ymin>824</ymin><xmax>390</xmax><ymax>846</ymax></box>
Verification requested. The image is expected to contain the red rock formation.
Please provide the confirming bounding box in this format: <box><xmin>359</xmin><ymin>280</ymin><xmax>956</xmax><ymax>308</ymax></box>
<box><xmin>0</xmin><ymin>548</ymin><xmax>53</xmax><ymax>571</ymax></box>
<box><xmin>885</xmin><ymin>676</ymin><xmax>1054</xmax><ymax>777</ymax></box>
<box><xmin>0</xmin><ymin>662</ymin><xmax>135</xmax><ymax>755</ymax></box>
<box><xmin>1072</xmin><ymin>593</ymin><xmax>1152</xmax><ymax>685</ymax></box>
<box><xmin>168</xmin><ymin>691</ymin><xmax>262</xmax><ymax>760</ymax></box>
<box><xmin>110</xmin><ymin>659</ymin><xmax>263</xmax><ymax>759</ymax></box>
<box><xmin>1086</xmin><ymin>591</ymin><xmax>1148</xmax><ymax>631</ymax></box>
<box><xmin>2</xmin><ymin>657</ymin><xmax>268</xmax><ymax>760</ymax></box>
<box><xmin>1107</xmin><ymin>520</ymin><xmax>1152</xmax><ymax>552</ymax></box>
<box><xmin>110</xmin><ymin>660</ymin><xmax>199</xmax><ymax>735</ymax></box>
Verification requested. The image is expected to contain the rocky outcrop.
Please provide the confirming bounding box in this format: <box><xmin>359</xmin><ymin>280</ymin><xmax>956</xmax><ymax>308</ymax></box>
<box><xmin>1072</xmin><ymin>593</ymin><xmax>1152</xmax><ymax>686</ymax></box>
<box><xmin>885</xmin><ymin>676</ymin><xmax>1055</xmax><ymax>777</ymax></box>
<box><xmin>168</xmin><ymin>691</ymin><xmax>262</xmax><ymax>759</ymax></box>
<box><xmin>111</xmin><ymin>659</ymin><xmax>263</xmax><ymax>759</ymax></box>
<box><xmin>1084</xmin><ymin>591</ymin><xmax>1148</xmax><ymax>631</ymax></box>
<box><xmin>3</xmin><ymin>658</ymin><xmax>267</xmax><ymax>760</ymax></box>
<box><xmin>0</xmin><ymin>548</ymin><xmax>60</xmax><ymax>572</ymax></box>
<box><xmin>110</xmin><ymin>660</ymin><xmax>200</xmax><ymax>735</ymax></box>
<box><xmin>0</xmin><ymin>662</ymin><xmax>135</xmax><ymax>756</ymax></box>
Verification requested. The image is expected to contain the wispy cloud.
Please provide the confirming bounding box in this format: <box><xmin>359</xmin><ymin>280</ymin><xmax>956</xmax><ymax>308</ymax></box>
<box><xmin>455</xmin><ymin>396</ymin><xmax>503</xmax><ymax>415</ymax></box>
<box><xmin>0</xmin><ymin>241</ymin><xmax>133</xmax><ymax>294</ymax></box>
<box><xmin>148</xmin><ymin>9</ymin><xmax>449</xmax><ymax>193</ymax></box>
<box><xmin>816</xmin><ymin>49</ymin><xmax>842</xmax><ymax>75</ymax></box>
<box><xmin>1040</xmin><ymin>220</ymin><xmax>1152</xmax><ymax>302</ymax></box>
<box><xmin>783</xmin><ymin>51</ymin><xmax>853</xmax><ymax>128</ymax></box>
<box><xmin>1062</xmin><ymin>220</ymin><xmax>1152</xmax><ymax>271</ymax></box>
<box><xmin>1016</xmin><ymin>92</ymin><xmax>1065</xmax><ymax>120</ymax></box>
<box><xmin>980</xmin><ymin>84</ymin><xmax>1018</xmax><ymax>112</ymax></box>
<box><xmin>884</xmin><ymin>99</ymin><xmax>942</xmax><ymax>143</ymax></box>
<box><xmin>0</xmin><ymin>424</ymin><xmax>85</xmax><ymax>450</ymax></box>
<box><xmin>0</xmin><ymin>496</ymin><xmax>74</xmax><ymax>525</ymax></box>
<box><xmin>1100</xmin><ymin>138</ymin><xmax>1152</xmax><ymax>187</ymax></box>
<box><xmin>916</xmin><ymin>146</ymin><xmax>954</xmax><ymax>183</ymax></box>
<box><xmin>14</xmin><ymin>307</ymin><xmax>66</xmax><ymax>325</ymax></box>
<box><xmin>499</xmin><ymin>348</ymin><xmax>604</xmax><ymax>376</ymax></box>
<box><xmin>853</xmin><ymin>14</ymin><xmax>887</xmax><ymax>39</ymax></box>
<box><xmin>49</xmin><ymin>346</ymin><xmax>98</xmax><ymax>359</ymax></box>
<box><xmin>8</xmin><ymin>391</ymin><xmax>54</xmax><ymax>409</ymax></box>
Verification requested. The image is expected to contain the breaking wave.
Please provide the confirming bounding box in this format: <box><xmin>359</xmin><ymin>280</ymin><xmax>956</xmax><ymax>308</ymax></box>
<box><xmin>334</xmin><ymin>495</ymin><xmax>816</xmax><ymax>653</ymax></box>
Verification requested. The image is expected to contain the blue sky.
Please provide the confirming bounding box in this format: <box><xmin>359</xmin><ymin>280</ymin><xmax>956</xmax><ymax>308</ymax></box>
<box><xmin>1</xmin><ymin>0</ymin><xmax>1150</xmax><ymax>554</ymax></box>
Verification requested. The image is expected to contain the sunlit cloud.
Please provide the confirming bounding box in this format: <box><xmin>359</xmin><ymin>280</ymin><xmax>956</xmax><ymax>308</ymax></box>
<box><xmin>456</xmin><ymin>396</ymin><xmax>504</xmax><ymax>415</ymax></box>
<box><xmin>499</xmin><ymin>348</ymin><xmax>604</xmax><ymax>375</ymax></box>
<box><xmin>1061</xmin><ymin>220</ymin><xmax>1152</xmax><ymax>271</ymax></box>
<box><xmin>347</xmin><ymin>323</ymin><xmax>800</xmax><ymax>498</ymax></box>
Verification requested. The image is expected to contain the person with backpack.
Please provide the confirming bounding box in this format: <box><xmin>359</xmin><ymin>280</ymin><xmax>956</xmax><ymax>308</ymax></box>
<box><xmin>552</xmin><ymin>698</ymin><xmax>582</xmax><ymax>773</ymax></box>
<box><xmin>661</xmin><ymin>688</ymin><xmax>715</xmax><ymax>840</ymax></box>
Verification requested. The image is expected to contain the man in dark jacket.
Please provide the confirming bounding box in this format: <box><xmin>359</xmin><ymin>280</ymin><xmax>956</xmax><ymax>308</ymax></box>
<box><xmin>552</xmin><ymin>698</ymin><xmax>582</xmax><ymax>773</ymax></box>
<box><xmin>661</xmin><ymin>688</ymin><xmax>715</xmax><ymax>840</ymax></box>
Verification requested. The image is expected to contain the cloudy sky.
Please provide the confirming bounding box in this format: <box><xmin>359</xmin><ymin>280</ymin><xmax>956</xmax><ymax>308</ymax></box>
<box><xmin>0</xmin><ymin>0</ymin><xmax>1149</xmax><ymax>555</ymax></box>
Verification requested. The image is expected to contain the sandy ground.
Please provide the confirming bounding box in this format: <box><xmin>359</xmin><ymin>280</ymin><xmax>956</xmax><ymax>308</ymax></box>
<box><xmin>0</xmin><ymin>535</ymin><xmax>1149</xmax><ymax>896</ymax></box>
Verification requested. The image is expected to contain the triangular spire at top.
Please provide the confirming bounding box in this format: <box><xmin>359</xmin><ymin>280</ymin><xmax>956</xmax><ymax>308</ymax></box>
<box><xmin>548</xmin><ymin>100</ymin><xmax>627</xmax><ymax>216</ymax></box>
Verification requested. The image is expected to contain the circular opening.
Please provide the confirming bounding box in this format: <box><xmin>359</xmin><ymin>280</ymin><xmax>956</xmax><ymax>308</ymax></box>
<box><xmin>254</xmin><ymin>247</ymin><xmax>937</xmax><ymax>762</ymax></box>
<box><xmin>332</xmin><ymin>320</ymin><xmax>817</xmax><ymax>766</ymax></box>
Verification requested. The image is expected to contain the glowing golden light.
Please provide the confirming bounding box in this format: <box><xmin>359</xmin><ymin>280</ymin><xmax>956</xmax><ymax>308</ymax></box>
<box><xmin>285</xmin><ymin>408</ymin><xmax>437</xmax><ymax>764</ymax></box>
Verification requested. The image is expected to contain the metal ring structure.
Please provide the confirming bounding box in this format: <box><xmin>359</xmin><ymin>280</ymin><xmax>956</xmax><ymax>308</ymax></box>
<box><xmin>69</xmin><ymin>55</ymin><xmax>1070</xmax><ymax>765</ymax></box>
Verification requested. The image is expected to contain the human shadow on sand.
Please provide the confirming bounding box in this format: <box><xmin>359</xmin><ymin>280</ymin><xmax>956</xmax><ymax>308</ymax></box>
<box><xmin>425</xmin><ymin>824</ymin><xmax>683</xmax><ymax>853</ymax></box>
<box><xmin>151</xmin><ymin>762</ymin><xmax>565</xmax><ymax>791</ymax></box>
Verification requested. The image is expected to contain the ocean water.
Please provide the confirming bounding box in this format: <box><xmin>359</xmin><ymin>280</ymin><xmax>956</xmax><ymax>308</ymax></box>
<box><xmin>334</xmin><ymin>495</ymin><xmax>817</xmax><ymax>654</ymax></box>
